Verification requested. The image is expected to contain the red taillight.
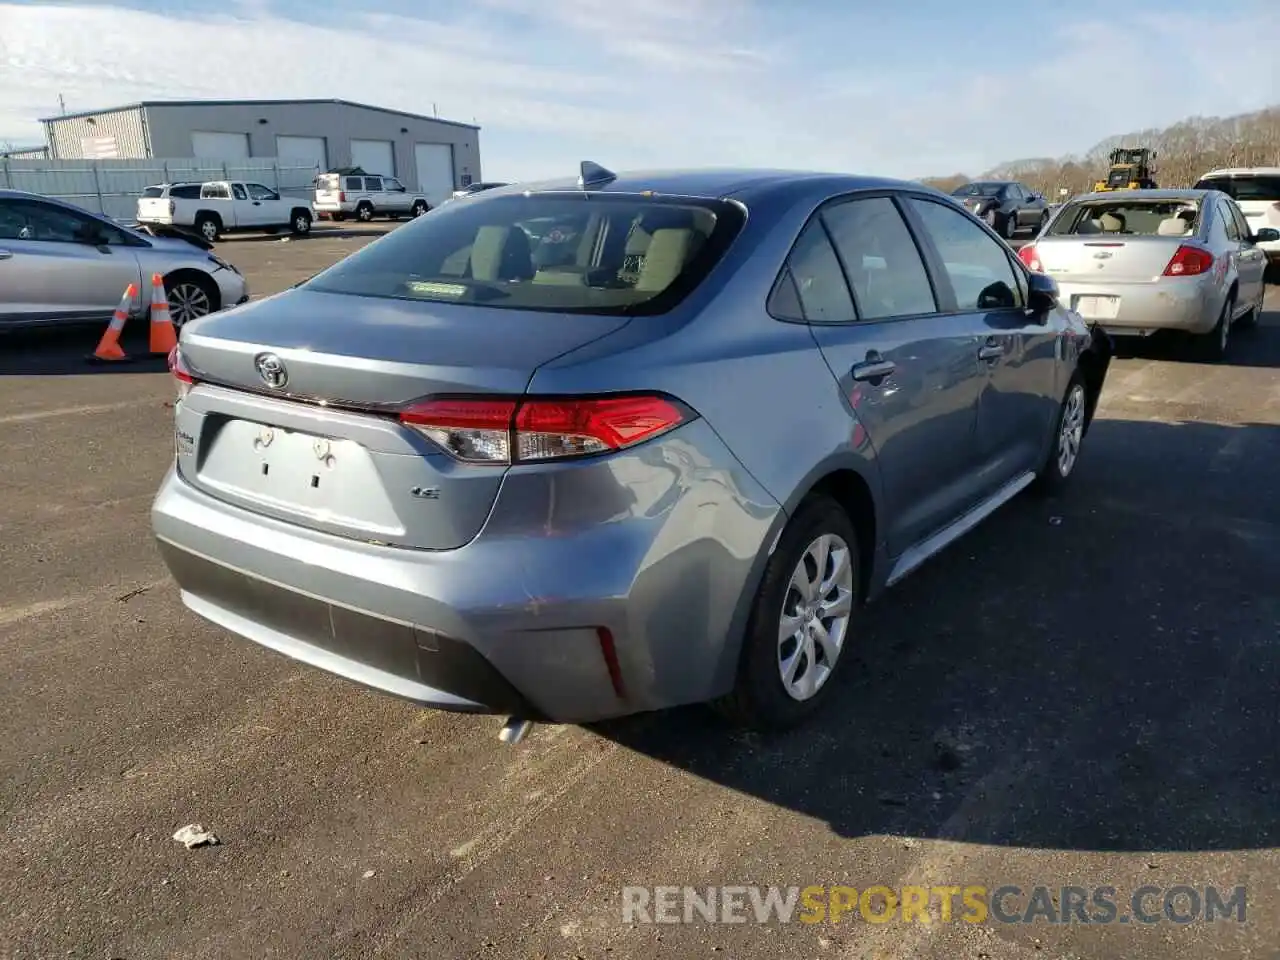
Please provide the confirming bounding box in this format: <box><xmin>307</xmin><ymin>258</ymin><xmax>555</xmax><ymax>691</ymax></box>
<box><xmin>1162</xmin><ymin>244</ymin><xmax>1214</xmax><ymax>277</ymax></box>
<box><xmin>168</xmin><ymin>345</ymin><xmax>194</xmax><ymax>400</ymax></box>
<box><xmin>338</xmin><ymin>191</ymin><xmax>346</xmax><ymax>202</ymax></box>
<box><xmin>399</xmin><ymin>394</ymin><xmax>691</xmax><ymax>464</ymax></box>
<box><xmin>1017</xmin><ymin>243</ymin><xmax>1043</xmax><ymax>273</ymax></box>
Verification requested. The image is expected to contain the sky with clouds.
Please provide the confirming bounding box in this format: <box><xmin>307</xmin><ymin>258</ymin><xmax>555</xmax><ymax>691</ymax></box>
<box><xmin>1</xmin><ymin>0</ymin><xmax>1277</xmax><ymax>181</ymax></box>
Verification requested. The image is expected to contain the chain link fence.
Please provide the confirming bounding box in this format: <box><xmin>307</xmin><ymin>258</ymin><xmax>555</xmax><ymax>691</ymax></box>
<box><xmin>0</xmin><ymin>157</ymin><xmax>320</xmax><ymax>223</ymax></box>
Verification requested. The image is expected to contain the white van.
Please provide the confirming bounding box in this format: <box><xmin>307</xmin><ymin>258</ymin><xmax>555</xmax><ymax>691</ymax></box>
<box><xmin>313</xmin><ymin>171</ymin><xmax>430</xmax><ymax>222</ymax></box>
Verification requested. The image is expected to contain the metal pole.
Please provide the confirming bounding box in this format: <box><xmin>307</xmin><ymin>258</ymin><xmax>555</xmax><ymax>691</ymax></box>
<box><xmin>91</xmin><ymin>161</ymin><xmax>103</xmax><ymax>215</ymax></box>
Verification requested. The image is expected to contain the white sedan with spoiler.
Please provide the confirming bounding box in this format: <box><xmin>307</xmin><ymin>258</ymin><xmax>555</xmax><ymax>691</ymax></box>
<box><xmin>1017</xmin><ymin>189</ymin><xmax>1276</xmax><ymax>361</ymax></box>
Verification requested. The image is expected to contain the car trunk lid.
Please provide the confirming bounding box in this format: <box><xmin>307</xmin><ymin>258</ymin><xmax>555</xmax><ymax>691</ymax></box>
<box><xmin>174</xmin><ymin>288</ymin><xmax>629</xmax><ymax>550</ymax></box>
<box><xmin>1032</xmin><ymin>235</ymin><xmax>1189</xmax><ymax>283</ymax></box>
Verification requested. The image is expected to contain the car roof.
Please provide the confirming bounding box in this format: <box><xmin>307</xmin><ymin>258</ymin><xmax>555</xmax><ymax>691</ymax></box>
<box><xmin>489</xmin><ymin>166</ymin><xmax>938</xmax><ymax>206</ymax></box>
<box><xmin>1069</xmin><ymin>189</ymin><xmax>1216</xmax><ymax>203</ymax></box>
<box><xmin>1198</xmin><ymin>167</ymin><xmax>1280</xmax><ymax>178</ymax></box>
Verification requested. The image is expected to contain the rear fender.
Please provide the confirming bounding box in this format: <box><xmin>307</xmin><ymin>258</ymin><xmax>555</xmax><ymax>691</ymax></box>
<box><xmin>1078</xmin><ymin>324</ymin><xmax>1113</xmax><ymax>435</ymax></box>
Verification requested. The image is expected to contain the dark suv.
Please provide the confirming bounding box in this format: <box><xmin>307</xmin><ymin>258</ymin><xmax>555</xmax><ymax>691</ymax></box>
<box><xmin>950</xmin><ymin>181</ymin><xmax>1049</xmax><ymax>240</ymax></box>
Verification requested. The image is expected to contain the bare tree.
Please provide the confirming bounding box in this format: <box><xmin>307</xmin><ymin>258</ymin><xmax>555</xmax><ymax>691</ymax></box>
<box><xmin>926</xmin><ymin>105</ymin><xmax>1280</xmax><ymax>194</ymax></box>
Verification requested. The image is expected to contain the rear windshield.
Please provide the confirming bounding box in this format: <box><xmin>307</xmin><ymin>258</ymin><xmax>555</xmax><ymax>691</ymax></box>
<box><xmin>1047</xmin><ymin>199</ymin><xmax>1201</xmax><ymax>237</ymax></box>
<box><xmin>953</xmin><ymin>183</ymin><xmax>1004</xmax><ymax>197</ymax></box>
<box><xmin>1193</xmin><ymin>175</ymin><xmax>1280</xmax><ymax>202</ymax></box>
<box><xmin>141</xmin><ymin>186</ymin><xmax>163</xmax><ymax>198</ymax></box>
<box><xmin>304</xmin><ymin>193</ymin><xmax>745</xmax><ymax>316</ymax></box>
<box><xmin>315</xmin><ymin>174</ymin><xmax>340</xmax><ymax>190</ymax></box>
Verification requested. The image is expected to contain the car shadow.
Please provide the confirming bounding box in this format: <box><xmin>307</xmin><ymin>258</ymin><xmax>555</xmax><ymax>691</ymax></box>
<box><xmin>590</xmin><ymin>414</ymin><xmax>1280</xmax><ymax>854</ymax></box>
<box><xmin>0</xmin><ymin>324</ymin><xmax>169</xmax><ymax>376</ymax></box>
<box><xmin>215</xmin><ymin>224</ymin><xmax>398</xmax><ymax>245</ymax></box>
<box><xmin>1109</xmin><ymin>296</ymin><xmax>1280</xmax><ymax>369</ymax></box>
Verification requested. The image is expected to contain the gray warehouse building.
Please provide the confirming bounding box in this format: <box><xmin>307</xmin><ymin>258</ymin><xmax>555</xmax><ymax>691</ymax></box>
<box><xmin>38</xmin><ymin>98</ymin><xmax>482</xmax><ymax>206</ymax></box>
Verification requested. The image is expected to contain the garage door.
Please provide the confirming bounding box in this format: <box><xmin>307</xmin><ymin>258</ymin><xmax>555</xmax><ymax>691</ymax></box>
<box><xmin>350</xmin><ymin>139</ymin><xmax>395</xmax><ymax>178</ymax></box>
<box><xmin>275</xmin><ymin>135</ymin><xmax>328</xmax><ymax>174</ymax></box>
<box><xmin>414</xmin><ymin>143</ymin><xmax>455</xmax><ymax>208</ymax></box>
<box><xmin>191</xmin><ymin>131</ymin><xmax>250</xmax><ymax>159</ymax></box>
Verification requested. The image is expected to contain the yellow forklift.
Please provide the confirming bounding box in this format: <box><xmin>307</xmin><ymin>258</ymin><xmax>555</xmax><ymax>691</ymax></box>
<box><xmin>1093</xmin><ymin>148</ymin><xmax>1159</xmax><ymax>191</ymax></box>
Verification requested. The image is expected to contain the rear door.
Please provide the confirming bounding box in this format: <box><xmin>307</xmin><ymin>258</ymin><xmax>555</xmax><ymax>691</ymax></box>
<box><xmin>905</xmin><ymin>196</ymin><xmax>1058</xmax><ymax>485</ymax></box>
<box><xmin>1221</xmin><ymin>198</ymin><xmax>1266</xmax><ymax>311</ymax></box>
<box><xmin>0</xmin><ymin>198</ymin><xmax>142</xmax><ymax>323</ymax></box>
<box><xmin>794</xmin><ymin>194</ymin><xmax>987</xmax><ymax>557</ymax></box>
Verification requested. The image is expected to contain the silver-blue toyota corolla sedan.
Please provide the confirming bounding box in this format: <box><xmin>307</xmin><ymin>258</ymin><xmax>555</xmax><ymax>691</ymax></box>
<box><xmin>152</xmin><ymin>163</ymin><xmax>1112</xmax><ymax>732</ymax></box>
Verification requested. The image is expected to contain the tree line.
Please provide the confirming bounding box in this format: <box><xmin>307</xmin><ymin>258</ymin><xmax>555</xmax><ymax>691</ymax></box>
<box><xmin>922</xmin><ymin>105</ymin><xmax>1280</xmax><ymax>197</ymax></box>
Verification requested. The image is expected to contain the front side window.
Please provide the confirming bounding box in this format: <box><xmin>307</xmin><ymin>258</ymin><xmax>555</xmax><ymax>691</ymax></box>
<box><xmin>384</xmin><ymin>178</ymin><xmax>406</xmax><ymax>192</ymax></box>
<box><xmin>245</xmin><ymin>183</ymin><xmax>279</xmax><ymax>201</ymax></box>
<box><xmin>306</xmin><ymin>193</ymin><xmax>744</xmax><ymax>317</ymax></box>
<box><xmin>909</xmin><ymin>198</ymin><xmax>1022</xmax><ymax>311</ymax></box>
<box><xmin>822</xmin><ymin>197</ymin><xmax>937</xmax><ymax>320</ymax></box>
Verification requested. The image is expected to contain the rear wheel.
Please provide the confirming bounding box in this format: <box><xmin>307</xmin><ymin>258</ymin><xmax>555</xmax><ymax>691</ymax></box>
<box><xmin>1195</xmin><ymin>296</ymin><xmax>1233</xmax><ymax>362</ymax></box>
<box><xmin>411</xmin><ymin>200</ymin><xmax>428</xmax><ymax>217</ymax></box>
<box><xmin>290</xmin><ymin>210</ymin><xmax>312</xmax><ymax>235</ymax></box>
<box><xmin>715</xmin><ymin>496</ymin><xmax>859</xmax><ymax>731</ymax></box>
<box><xmin>356</xmin><ymin>203</ymin><xmax>374</xmax><ymax>222</ymax></box>
<box><xmin>194</xmin><ymin>215</ymin><xmax>220</xmax><ymax>243</ymax></box>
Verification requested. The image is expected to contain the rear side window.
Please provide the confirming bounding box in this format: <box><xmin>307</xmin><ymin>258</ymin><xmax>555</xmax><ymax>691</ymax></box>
<box><xmin>1194</xmin><ymin>175</ymin><xmax>1280</xmax><ymax>202</ymax></box>
<box><xmin>1047</xmin><ymin>200</ymin><xmax>1201</xmax><ymax>237</ymax></box>
<box><xmin>305</xmin><ymin>193</ymin><xmax>745</xmax><ymax>317</ymax></box>
<box><xmin>772</xmin><ymin>221</ymin><xmax>855</xmax><ymax>323</ymax></box>
<box><xmin>823</xmin><ymin>197</ymin><xmax>937</xmax><ymax>320</ymax></box>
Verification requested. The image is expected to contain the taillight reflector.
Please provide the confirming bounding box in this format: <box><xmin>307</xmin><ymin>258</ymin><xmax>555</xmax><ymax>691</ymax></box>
<box><xmin>399</xmin><ymin>394</ymin><xmax>691</xmax><ymax>464</ymax></box>
<box><xmin>1017</xmin><ymin>243</ymin><xmax>1043</xmax><ymax>273</ymax></box>
<box><xmin>1162</xmin><ymin>244</ymin><xmax>1214</xmax><ymax>277</ymax></box>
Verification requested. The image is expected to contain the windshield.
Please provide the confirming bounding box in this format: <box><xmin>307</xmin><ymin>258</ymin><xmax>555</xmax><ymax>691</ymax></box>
<box><xmin>1047</xmin><ymin>199</ymin><xmax>1201</xmax><ymax>237</ymax></box>
<box><xmin>1193</xmin><ymin>175</ymin><xmax>1280</xmax><ymax>202</ymax></box>
<box><xmin>952</xmin><ymin>183</ymin><xmax>1004</xmax><ymax>198</ymax></box>
<box><xmin>305</xmin><ymin>193</ymin><xmax>744</xmax><ymax>316</ymax></box>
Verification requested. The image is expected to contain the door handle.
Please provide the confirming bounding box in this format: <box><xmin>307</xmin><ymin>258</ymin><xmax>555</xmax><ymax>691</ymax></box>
<box><xmin>252</xmin><ymin>201</ymin><xmax>261</xmax><ymax>206</ymax></box>
<box><xmin>0</xmin><ymin>249</ymin><xmax>12</xmax><ymax>260</ymax></box>
<box><xmin>851</xmin><ymin>358</ymin><xmax>896</xmax><ymax>381</ymax></box>
<box><xmin>978</xmin><ymin>343</ymin><xmax>1004</xmax><ymax>361</ymax></box>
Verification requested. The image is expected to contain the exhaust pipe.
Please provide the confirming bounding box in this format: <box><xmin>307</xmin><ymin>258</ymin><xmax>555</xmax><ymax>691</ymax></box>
<box><xmin>499</xmin><ymin>717</ymin><xmax>533</xmax><ymax>745</ymax></box>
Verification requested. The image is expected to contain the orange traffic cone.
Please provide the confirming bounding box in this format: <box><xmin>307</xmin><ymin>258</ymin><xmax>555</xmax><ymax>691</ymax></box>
<box><xmin>148</xmin><ymin>273</ymin><xmax>178</xmax><ymax>355</ymax></box>
<box><xmin>87</xmin><ymin>283</ymin><xmax>138</xmax><ymax>363</ymax></box>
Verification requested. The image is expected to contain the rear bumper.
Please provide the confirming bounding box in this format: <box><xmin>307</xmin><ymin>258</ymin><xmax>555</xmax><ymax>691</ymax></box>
<box><xmin>1057</xmin><ymin>278</ymin><xmax>1218</xmax><ymax>335</ymax></box>
<box><xmin>150</xmin><ymin>420</ymin><xmax>780</xmax><ymax>723</ymax></box>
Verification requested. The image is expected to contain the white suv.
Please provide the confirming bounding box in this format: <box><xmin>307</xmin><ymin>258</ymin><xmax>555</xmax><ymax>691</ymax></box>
<box><xmin>313</xmin><ymin>172</ymin><xmax>430</xmax><ymax>222</ymax></box>
<box><xmin>1194</xmin><ymin>167</ymin><xmax>1280</xmax><ymax>267</ymax></box>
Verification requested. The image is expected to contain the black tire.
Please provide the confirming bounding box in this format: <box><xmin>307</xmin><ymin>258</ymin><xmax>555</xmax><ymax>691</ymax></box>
<box><xmin>1033</xmin><ymin>374</ymin><xmax>1089</xmax><ymax>497</ymax></box>
<box><xmin>984</xmin><ymin>209</ymin><xmax>998</xmax><ymax>229</ymax></box>
<box><xmin>411</xmin><ymin>200</ymin><xmax>428</xmax><ymax>218</ymax></box>
<box><xmin>714</xmin><ymin>496</ymin><xmax>861</xmax><ymax>731</ymax></box>
<box><xmin>1004</xmin><ymin>212</ymin><xmax>1019</xmax><ymax>239</ymax></box>
<box><xmin>1039</xmin><ymin>211</ymin><xmax>1050</xmax><ymax>233</ymax></box>
<box><xmin>194</xmin><ymin>214</ymin><xmax>221</xmax><ymax>243</ymax></box>
<box><xmin>331</xmin><ymin>212</ymin><xmax>346</xmax><ymax>222</ymax></box>
<box><xmin>1236</xmin><ymin>287</ymin><xmax>1263</xmax><ymax>329</ymax></box>
<box><xmin>290</xmin><ymin>209</ymin><xmax>312</xmax><ymax>236</ymax></box>
<box><xmin>356</xmin><ymin>203</ymin><xmax>374</xmax><ymax>222</ymax></box>
<box><xmin>1194</xmin><ymin>296</ymin><xmax>1233</xmax><ymax>362</ymax></box>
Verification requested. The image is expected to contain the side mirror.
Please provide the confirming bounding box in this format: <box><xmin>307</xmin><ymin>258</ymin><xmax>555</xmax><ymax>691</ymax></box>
<box><xmin>1252</xmin><ymin>227</ymin><xmax>1279</xmax><ymax>244</ymax></box>
<box><xmin>1026</xmin><ymin>271</ymin><xmax>1059</xmax><ymax>315</ymax></box>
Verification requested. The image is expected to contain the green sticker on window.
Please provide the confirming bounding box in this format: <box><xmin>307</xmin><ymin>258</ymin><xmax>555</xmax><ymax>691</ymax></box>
<box><xmin>405</xmin><ymin>280</ymin><xmax>466</xmax><ymax>298</ymax></box>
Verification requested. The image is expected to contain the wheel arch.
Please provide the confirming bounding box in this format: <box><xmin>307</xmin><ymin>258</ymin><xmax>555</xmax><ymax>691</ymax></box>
<box><xmin>709</xmin><ymin>454</ymin><xmax>884</xmax><ymax>698</ymax></box>
<box><xmin>193</xmin><ymin>209</ymin><xmax>222</xmax><ymax>227</ymax></box>
<box><xmin>162</xmin><ymin>268</ymin><xmax>221</xmax><ymax>313</ymax></box>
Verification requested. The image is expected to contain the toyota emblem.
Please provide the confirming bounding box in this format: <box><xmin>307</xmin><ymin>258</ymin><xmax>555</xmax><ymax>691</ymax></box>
<box><xmin>255</xmin><ymin>353</ymin><xmax>288</xmax><ymax>389</ymax></box>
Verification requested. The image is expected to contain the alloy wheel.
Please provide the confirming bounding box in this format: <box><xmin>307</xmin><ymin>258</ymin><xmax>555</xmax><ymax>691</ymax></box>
<box><xmin>1057</xmin><ymin>383</ymin><xmax>1086</xmax><ymax>477</ymax></box>
<box><xmin>168</xmin><ymin>282</ymin><xmax>212</xmax><ymax>327</ymax></box>
<box><xmin>777</xmin><ymin>533</ymin><xmax>854</xmax><ymax>702</ymax></box>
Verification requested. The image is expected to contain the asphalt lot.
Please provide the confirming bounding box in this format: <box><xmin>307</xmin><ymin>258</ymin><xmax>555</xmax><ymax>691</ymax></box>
<box><xmin>2</xmin><ymin>226</ymin><xmax>1278</xmax><ymax>960</ymax></box>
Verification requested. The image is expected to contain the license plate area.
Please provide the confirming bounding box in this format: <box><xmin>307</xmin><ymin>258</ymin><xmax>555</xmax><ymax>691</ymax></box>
<box><xmin>1073</xmin><ymin>295</ymin><xmax>1120</xmax><ymax>320</ymax></box>
<box><xmin>197</xmin><ymin>418</ymin><xmax>401</xmax><ymax>532</ymax></box>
